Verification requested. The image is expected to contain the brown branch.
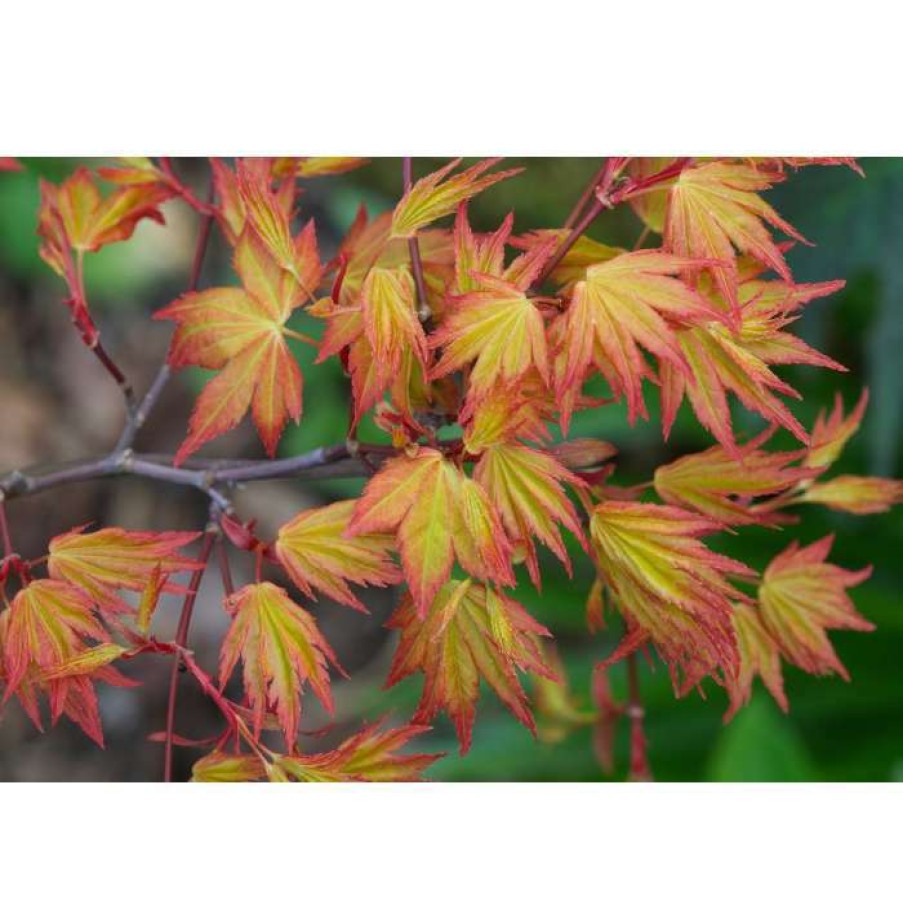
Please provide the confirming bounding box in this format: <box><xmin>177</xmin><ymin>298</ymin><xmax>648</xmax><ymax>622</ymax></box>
<box><xmin>114</xmin><ymin>175</ymin><xmax>216</xmax><ymax>455</ymax></box>
<box><xmin>163</xmin><ymin>530</ymin><xmax>216</xmax><ymax>782</ymax></box>
<box><xmin>402</xmin><ymin>157</ymin><xmax>431</xmax><ymax>323</ymax></box>
<box><xmin>0</xmin><ymin>442</ymin><xmax>391</xmax><ymax>510</ymax></box>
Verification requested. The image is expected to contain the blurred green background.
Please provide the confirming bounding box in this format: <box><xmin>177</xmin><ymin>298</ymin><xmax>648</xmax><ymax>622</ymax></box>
<box><xmin>0</xmin><ymin>158</ymin><xmax>900</xmax><ymax>781</ymax></box>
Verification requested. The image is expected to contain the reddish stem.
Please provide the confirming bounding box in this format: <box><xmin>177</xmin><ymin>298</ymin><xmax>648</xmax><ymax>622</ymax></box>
<box><xmin>563</xmin><ymin>161</ymin><xmax>608</xmax><ymax>230</ymax></box>
<box><xmin>626</xmin><ymin>653</ymin><xmax>652</xmax><ymax>782</ymax></box>
<box><xmin>163</xmin><ymin>531</ymin><xmax>216</xmax><ymax>782</ymax></box>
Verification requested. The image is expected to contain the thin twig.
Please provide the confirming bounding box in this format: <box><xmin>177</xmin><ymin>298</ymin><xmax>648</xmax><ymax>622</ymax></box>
<box><xmin>0</xmin><ymin>443</ymin><xmax>386</xmax><ymax>508</ymax></box>
<box><xmin>563</xmin><ymin>161</ymin><xmax>608</xmax><ymax>230</ymax></box>
<box><xmin>163</xmin><ymin>531</ymin><xmax>216</xmax><ymax>782</ymax></box>
<box><xmin>402</xmin><ymin>158</ymin><xmax>431</xmax><ymax>323</ymax></box>
<box><xmin>114</xmin><ymin>175</ymin><xmax>216</xmax><ymax>455</ymax></box>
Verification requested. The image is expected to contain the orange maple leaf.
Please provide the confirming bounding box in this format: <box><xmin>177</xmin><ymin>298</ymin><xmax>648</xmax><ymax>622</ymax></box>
<box><xmin>390</xmin><ymin>158</ymin><xmax>521</xmax><ymax>238</ymax></box>
<box><xmin>346</xmin><ymin>448</ymin><xmax>513</xmax><ymax>615</ymax></box>
<box><xmin>654</xmin><ymin>430</ymin><xmax>818</xmax><ymax>525</ymax></box>
<box><xmin>1</xmin><ymin>580</ymin><xmax>131</xmax><ymax>746</ymax></box>
<box><xmin>219</xmin><ymin>582</ymin><xmax>343</xmax><ymax>745</ymax></box>
<box><xmin>274</xmin><ymin>500</ymin><xmax>401</xmax><ymax>612</ymax></box>
<box><xmin>590</xmin><ymin>501</ymin><xmax>754</xmax><ymax>692</ymax></box>
<box><xmin>386</xmin><ymin>580</ymin><xmax>555</xmax><ymax>752</ymax></box>
<box><xmin>557</xmin><ymin>250</ymin><xmax>727</xmax><ymax>427</ymax></box>
<box><xmin>663</xmin><ymin>160</ymin><xmax>807</xmax><ymax>323</ymax></box>
<box><xmin>156</xmin><ymin>227</ymin><xmax>320</xmax><ymax>461</ymax></box>
<box><xmin>48</xmin><ymin>525</ymin><xmax>201</xmax><ymax>613</ymax></box>
<box><xmin>275</xmin><ymin>720</ymin><xmax>442</xmax><ymax>782</ymax></box>
<box><xmin>758</xmin><ymin>535</ymin><xmax>873</xmax><ymax>679</ymax></box>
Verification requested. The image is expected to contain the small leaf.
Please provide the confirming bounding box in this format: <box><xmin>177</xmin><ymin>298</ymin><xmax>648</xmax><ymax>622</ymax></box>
<box><xmin>219</xmin><ymin>582</ymin><xmax>342</xmax><ymax>745</ymax></box>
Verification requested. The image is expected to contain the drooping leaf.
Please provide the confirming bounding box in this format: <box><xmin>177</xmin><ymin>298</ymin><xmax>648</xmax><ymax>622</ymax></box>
<box><xmin>798</xmin><ymin>475</ymin><xmax>903</xmax><ymax>515</ymax></box>
<box><xmin>589</xmin><ymin>501</ymin><xmax>754</xmax><ymax>692</ymax></box>
<box><xmin>723</xmin><ymin>603</ymin><xmax>788</xmax><ymax>720</ymax></box>
<box><xmin>275</xmin><ymin>500</ymin><xmax>401</xmax><ymax>612</ymax></box>
<box><xmin>276</xmin><ymin>720</ymin><xmax>442</xmax><ymax>782</ymax></box>
<box><xmin>1</xmin><ymin>580</ymin><xmax>127</xmax><ymax>746</ymax></box>
<box><xmin>48</xmin><ymin>525</ymin><xmax>201</xmax><ymax>612</ymax></box>
<box><xmin>386</xmin><ymin>580</ymin><xmax>555</xmax><ymax>752</ymax></box>
<box><xmin>473</xmin><ymin>441</ymin><xmax>587</xmax><ymax>585</ymax></box>
<box><xmin>219</xmin><ymin>582</ymin><xmax>342</xmax><ymax>745</ymax></box>
<box><xmin>654</xmin><ymin>430</ymin><xmax>816</xmax><ymax>525</ymax></box>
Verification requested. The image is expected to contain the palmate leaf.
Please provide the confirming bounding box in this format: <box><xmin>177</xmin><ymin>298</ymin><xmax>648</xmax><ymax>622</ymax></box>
<box><xmin>663</xmin><ymin>160</ymin><xmax>807</xmax><ymax>322</ymax></box>
<box><xmin>589</xmin><ymin>501</ymin><xmax>755</xmax><ymax>692</ymax></box>
<box><xmin>390</xmin><ymin>158</ymin><xmax>521</xmax><ymax>238</ymax></box>
<box><xmin>557</xmin><ymin>250</ymin><xmax>726</xmax><ymax>427</ymax></box>
<box><xmin>1</xmin><ymin>580</ymin><xmax>131</xmax><ymax>746</ymax></box>
<box><xmin>758</xmin><ymin>536</ymin><xmax>873</xmax><ymax>679</ymax></box>
<box><xmin>386</xmin><ymin>580</ymin><xmax>555</xmax><ymax>752</ymax></box>
<box><xmin>156</xmin><ymin>227</ymin><xmax>320</xmax><ymax>462</ymax></box>
<box><xmin>723</xmin><ymin>603</ymin><xmax>788</xmax><ymax>720</ymax></box>
<box><xmin>219</xmin><ymin>582</ymin><xmax>342</xmax><ymax>746</ymax></box>
<box><xmin>473</xmin><ymin>441</ymin><xmax>587</xmax><ymax>586</ymax></box>
<box><xmin>346</xmin><ymin>448</ymin><xmax>513</xmax><ymax>615</ymax></box>
<box><xmin>274</xmin><ymin>500</ymin><xmax>401</xmax><ymax>612</ymax></box>
<box><xmin>191</xmin><ymin>721</ymin><xmax>440</xmax><ymax>783</ymax></box>
<box><xmin>48</xmin><ymin>525</ymin><xmax>201</xmax><ymax>613</ymax></box>
<box><xmin>662</xmin><ymin>321</ymin><xmax>812</xmax><ymax>454</ymax></box>
<box><xmin>429</xmin><ymin>273</ymin><xmax>551</xmax><ymax>402</ymax></box>
<box><xmin>37</xmin><ymin>166</ymin><xmax>172</xmax><ymax>264</ymax></box>
<box><xmin>654</xmin><ymin>431</ymin><xmax>817</xmax><ymax>525</ymax></box>
<box><xmin>275</xmin><ymin>721</ymin><xmax>442</xmax><ymax>782</ymax></box>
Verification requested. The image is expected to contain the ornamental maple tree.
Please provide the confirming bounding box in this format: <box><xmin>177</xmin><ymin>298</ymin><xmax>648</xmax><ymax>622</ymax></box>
<box><xmin>0</xmin><ymin>155</ymin><xmax>900</xmax><ymax>782</ymax></box>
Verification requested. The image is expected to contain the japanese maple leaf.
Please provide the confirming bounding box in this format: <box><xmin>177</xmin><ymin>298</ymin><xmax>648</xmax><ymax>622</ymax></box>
<box><xmin>156</xmin><ymin>227</ymin><xmax>320</xmax><ymax>462</ymax></box>
<box><xmin>557</xmin><ymin>250</ymin><xmax>727</xmax><ymax>427</ymax></box>
<box><xmin>38</xmin><ymin>167</ymin><xmax>173</xmax><ymax>261</ymax></box>
<box><xmin>272</xmin><ymin>157</ymin><xmax>369</xmax><ymax>179</ymax></box>
<box><xmin>654</xmin><ymin>430</ymin><xmax>818</xmax><ymax>525</ymax></box>
<box><xmin>1</xmin><ymin>580</ymin><xmax>130</xmax><ymax>746</ymax></box>
<box><xmin>429</xmin><ymin>272</ymin><xmax>551</xmax><ymax>401</ymax></box>
<box><xmin>190</xmin><ymin>752</ymin><xmax>268</xmax><ymax>782</ymax></box>
<box><xmin>661</xmin><ymin>321</ymin><xmax>812</xmax><ymax>454</ymax></box>
<box><xmin>390</xmin><ymin>158</ymin><xmax>522</xmax><ymax>238</ymax></box>
<box><xmin>275</xmin><ymin>720</ymin><xmax>442</xmax><ymax>782</ymax></box>
<box><xmin>590</xmin><ymin>501</ymin><xmax>754</xmax><ymax>692</ymax></box>
<box><xmin>723</xmin><ymin>602</ymin><xmax>788</xmax><ymax>720</ymax></box>
<box><xmin>473</xmin><ymin>441</ymin><xmax>587</xmax><ymax>586</ymax></box>
<box><xmin>663</xmin><ymin>161</ymin><xmax>807</xmax><ymax>322</ymax></box>
<box><xmin>236</xmin><ymin>163</ymin><xmax>321</xmax><ymax>291</ymax></box>
<box><xmin>386</xmin><ymin>580</ymin><xmax>555</xmax><ymax>752</ymax></box>
<box><xmin>757</xmin><ymin>536</ymin><xmax>873</xmax><ymax>679</ymax></box>
<box><xmin>219</xmin><ymin>582</ymin><xmax>343</xmax><ymax>745</ymax></box>
<box><xmin>805</xmin><ymin>390</ymin><xmax>869</xmax><ymax>470</ymax></box>
<box><xmin>360</xmin><ymin>266</ymin><xmax>429</xmax><ymax>386</ymax></box>
<box><xmin>274</xmin><ymin>499</ymin><xmax>401</xmax><ymax>612</ymax></box>
<box><xmin>48</xmin><ymin>525</ymin><xmax>201</xmax><ymax>613</ymax></box>
<box><xmin>799</xmin><ymin>476</ymin><xmax>903</xmax><ymax>515</ymax></box>
<box><xmin>346</xmin><ymin>448</ymin><xmax>513</xmax><ymax>615</ymax></box>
